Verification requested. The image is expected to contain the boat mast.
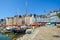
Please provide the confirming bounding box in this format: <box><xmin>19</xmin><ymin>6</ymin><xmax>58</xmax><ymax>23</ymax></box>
<box><xmin>16</xmin><ymin>9</ymin><xmax>19</xmax><ymax>26</ymax></box>
<box><xmin>43</xmin><ymin>9</ymin><xmax>46</xmax><ymax>22</ymax></box>
<box><xmin>26</xmin><ymin>0</ymin><xmax>28</xmax><ymax>16</ymax></box>
<box><xmin>25</xmin><ymin>1</ymin><xmax>28</xmax><ymax>25</ymax></box>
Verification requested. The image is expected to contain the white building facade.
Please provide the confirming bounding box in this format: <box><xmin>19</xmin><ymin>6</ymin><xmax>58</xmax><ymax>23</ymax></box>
<box><xmin>49</xmin><ymin>11</ymin><xmax>60</xmax><ymax>22</ymax></box>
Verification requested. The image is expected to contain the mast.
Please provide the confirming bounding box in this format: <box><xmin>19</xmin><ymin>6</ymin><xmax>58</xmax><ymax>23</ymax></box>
<box><xmin>25</xmin><ymin>0</ymin><xmax>28</xmax><ymax>25</ymax></box>
<box><xmin>44</xmin><ymin>9</ymin><xmax>46</xmax><ymax>16</ymax></box>
<box><xmin>26</xmin><ymin>0</ymin><xmax>28</xmax><ymax>16</ymax></box>
<box><xmin>16</xmin><ymin>9</ymin><xmax>20</xmax><ymax>26</ymax></box>
<box><xmin>43</xmin><ymin>9</ymin><xmax>47</xmax><ymax>22</ymax></box>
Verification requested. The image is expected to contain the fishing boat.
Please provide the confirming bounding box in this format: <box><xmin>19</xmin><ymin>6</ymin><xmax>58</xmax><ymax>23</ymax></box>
<box><xmin>12</xmin><ymin>28</ymin><xmax>26</xmax><ymax>34</ymax></box>
<box><xmin>12</xmin><ymin>25</ymin><xmax>28</xmax><ymax>34</ymax></box>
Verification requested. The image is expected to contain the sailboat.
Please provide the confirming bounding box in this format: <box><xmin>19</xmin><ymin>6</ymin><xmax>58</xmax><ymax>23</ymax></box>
<box><xmin>12</xmin><ymin>1</ymin><xmax>29</xmax><ymax>34</ymax></box>
<box><xmin>12</xmin><ymin>12</ymin><xmax>27</xmax><ymax>34</ymax></box>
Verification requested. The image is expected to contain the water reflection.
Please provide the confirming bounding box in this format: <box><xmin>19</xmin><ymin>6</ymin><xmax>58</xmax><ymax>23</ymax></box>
<box><xmin>0</xmin><ymin>34</ymin><xmax>12</xmax><ymax>40</ymax></box>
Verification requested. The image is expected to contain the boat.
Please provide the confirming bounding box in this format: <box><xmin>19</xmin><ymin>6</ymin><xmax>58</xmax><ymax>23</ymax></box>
<box><xmin>12</xmin><ymin>25</ymin><xmax>28</xmax><ymax>34</ymax></box>
<box><xmin>12</xmin><ymin>29</ymin><xmax>26</xmax><ymax>34</ymax></box>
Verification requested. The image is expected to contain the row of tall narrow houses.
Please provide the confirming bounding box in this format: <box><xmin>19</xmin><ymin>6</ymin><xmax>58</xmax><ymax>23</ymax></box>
<box><xmin>1</xmin><ymin>10</ymin><xmax>60</xmax><ymax>26</ymax></box>
<box><xmin>0</xmin><ymin>1</ymin><xmax>60</xmax><ymax>26</ymax></box>
<box><xmin>49</xmin><ymin>10</ymin><xmax>60</xmax><ymax>22</ymax></box>
<box><xmin>24</xmin><ymin>14</ymin><xmax>35</xmax><ymax>25</ymax></box>
<box><xmin>5</xmin><ymin>15</ymin><xmax>35</xmax><ymax>26</ymax></box>
<box><xmin>6</xmin><ymin>17</ymin><xmax>13</xmax><ymax>26</ymax></box>
<box><xmin>6</xmin><ymin>15</ymin><xmax>23</xmax><ymax>26</ymax></box>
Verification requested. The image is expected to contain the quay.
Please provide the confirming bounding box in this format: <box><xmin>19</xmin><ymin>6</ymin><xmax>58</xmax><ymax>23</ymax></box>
<box><xmin>17</xmin><ymin>26</ymin><xmax>60</xmax><ymax>40</ymax></box>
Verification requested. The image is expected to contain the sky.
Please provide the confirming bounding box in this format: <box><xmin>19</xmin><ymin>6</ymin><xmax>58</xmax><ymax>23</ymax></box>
<box><xmin>0</xmin><ymin>0</ymin><xmax>60</xmax><ymax>19</ymax></box>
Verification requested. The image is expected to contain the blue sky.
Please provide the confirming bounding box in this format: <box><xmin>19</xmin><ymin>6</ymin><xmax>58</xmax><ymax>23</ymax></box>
<box><xmin>0</xmin><ymin>0</ymin><xmax>60</xmax><ymax>19</ymax></box>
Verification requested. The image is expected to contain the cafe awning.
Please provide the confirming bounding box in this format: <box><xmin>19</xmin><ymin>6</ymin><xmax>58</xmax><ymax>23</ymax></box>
<box><xmin>31</xmin><ymin>24</ymin><xmax>35</xmax><ymax>26</ymax></box>
<box><xmin>35</xmin><ymin>23</ymin><xmax>40</xmax><ymax>26</ymax></box>
<box><xmin>6</xmin><ymin>24</ymin><xmax>12</xmax><ymax>26</ymax></box>
<box><xmin>12</xmin><ymin>24</ymin><xmax>17</xmax><ymax>26</ymax></box>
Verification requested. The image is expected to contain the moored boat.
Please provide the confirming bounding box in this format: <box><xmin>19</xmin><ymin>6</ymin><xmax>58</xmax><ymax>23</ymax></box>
<box><xmin>12</xmin><ymin>29</ymin><xmax>26</xmax><ymax>34</ymax></box>
<box><xmin>12</xmin><ymin>25</ymin><xmax>28</xmax><ymax>34</ymax></box>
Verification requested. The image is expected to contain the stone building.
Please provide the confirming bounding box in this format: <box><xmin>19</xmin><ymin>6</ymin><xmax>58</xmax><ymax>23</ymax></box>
<box><xmin>6</xmin><ymin>17</ymin><xmax>13</xmax><ymax>26</ymax></box>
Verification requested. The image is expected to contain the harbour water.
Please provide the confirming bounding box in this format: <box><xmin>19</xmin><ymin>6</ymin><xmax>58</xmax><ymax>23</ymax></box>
<box><xmin>0</xmin><ymin>34</ymin><xmax>12</xmax><ymax>40</ymax></box>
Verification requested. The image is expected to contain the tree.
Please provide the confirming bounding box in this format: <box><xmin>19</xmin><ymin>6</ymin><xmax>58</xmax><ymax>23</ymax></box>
<box><xmin>57</xmin><ymin>13</ymin><xmax>60</xmax><ymax>18</ymax></box>
<box><xmin>34</xmin><ymin>14</ymin><xmax>36</xmax><ymax>17</ymax></box>
<box><xmin>1</xmin><ymin>19</ymin><xmax>4</xmax><ymax>21</ymax></box>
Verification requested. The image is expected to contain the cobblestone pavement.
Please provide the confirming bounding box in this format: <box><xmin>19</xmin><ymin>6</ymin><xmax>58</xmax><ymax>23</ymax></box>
<box><xmin>32</xmin><ymin>26</ymin><xmax>60</xmax><ymax>40</ymax></box>
<box><xmin>17</xmin><ymin>26</ymin><xmax>60</xmax><ymax>40</ymax></box>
